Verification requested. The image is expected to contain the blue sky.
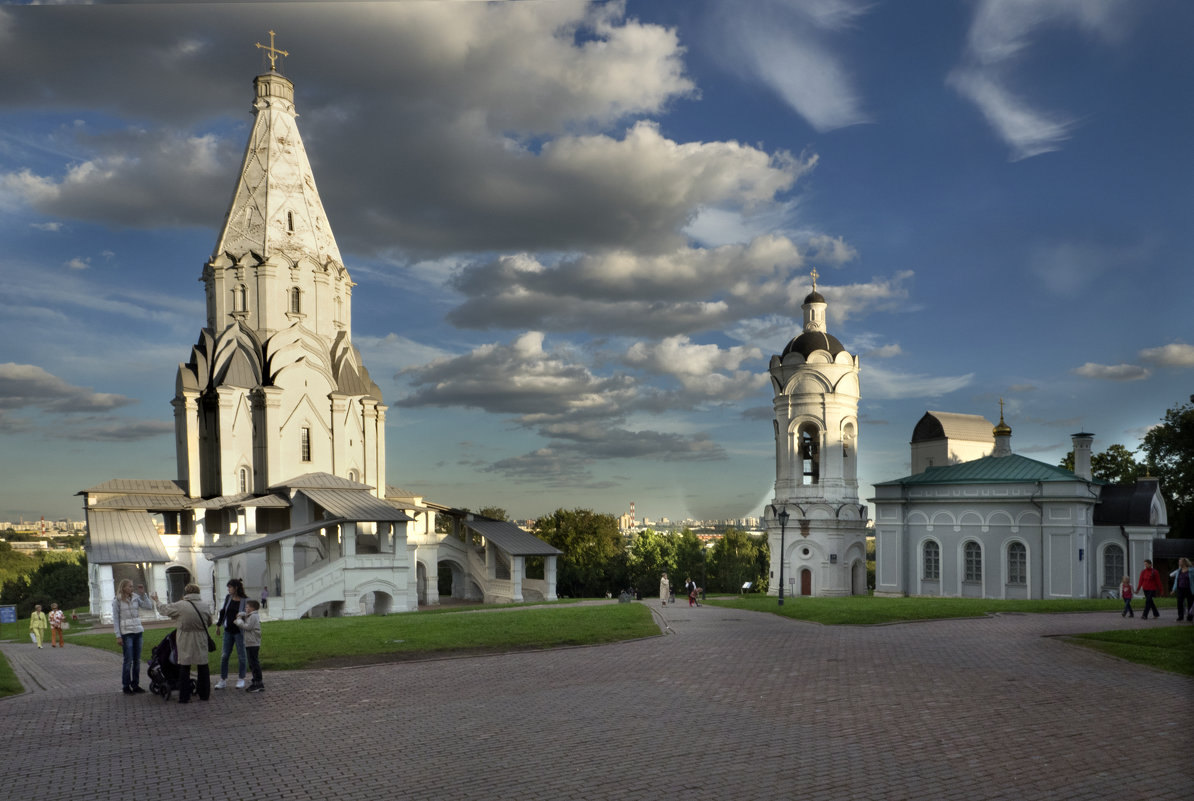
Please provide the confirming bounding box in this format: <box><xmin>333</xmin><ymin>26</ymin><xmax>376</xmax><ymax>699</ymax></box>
<box><xmin>1</xmin><ymin>0</ymin><xmax>1191</xmax><ymax>524</ymax></box>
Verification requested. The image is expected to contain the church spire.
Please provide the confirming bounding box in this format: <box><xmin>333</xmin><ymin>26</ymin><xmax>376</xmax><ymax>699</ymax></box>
<box><xmin>211</xmin><ymin>33</ymin><xmax>343</xmax><ymax>268</ymax></box>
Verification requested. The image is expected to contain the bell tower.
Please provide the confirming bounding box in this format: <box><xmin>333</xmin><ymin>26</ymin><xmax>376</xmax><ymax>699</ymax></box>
<box><xmin>765</xmin><ymin>270</ymin><xmax>868</xmax><ymax>597</ymax></box>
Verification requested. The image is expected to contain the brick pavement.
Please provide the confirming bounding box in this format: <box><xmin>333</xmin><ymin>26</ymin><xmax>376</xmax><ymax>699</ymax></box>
<box><xmin>0</xmin><ymin>604</ymin><xmax>1188</xmax><ymax>801</ymax></box>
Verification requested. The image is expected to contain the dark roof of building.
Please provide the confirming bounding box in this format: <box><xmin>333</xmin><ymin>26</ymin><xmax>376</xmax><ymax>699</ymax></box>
<box><xmin>297</xmin><ymin>488</ymin><xmax>413</xmax><ymax>522</ymax></box>
<box><xmin>1094</xmin><ymin>479</ymin><xmax>1162</xmax><ymax>526</ymax></box>
<box><xmin>465</xmin><ymin>518</ymin><xmax>562</xmax><ymax>556</ymax></box>
<box><xmin>781</xmin><ymin>330</ymin><xmax>846</xmax><ymax>359</ymax></box>
<box><xmin>877</xmin><ymin>453</ymin><xmax>1082</xmax><ymax>486</ymax></box>
<box><xmin>803</xmin><ymin>290</ymin><xmax>826</xmax><ymax>304</ymax></box>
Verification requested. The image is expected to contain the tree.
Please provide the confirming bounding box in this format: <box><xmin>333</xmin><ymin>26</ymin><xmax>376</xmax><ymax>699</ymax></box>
<box><xmin>707</xmin><ymin>527</ymin><xmax>763</xmax><ymax>593</ymax></box>
<box><xmin>1</xmin><ymin>555</ymin><xmax>88</xmax><ymax>617</ymax></box>
<box><xmin>534</xmin><ymin>509</ymin><xmax>626</xmax><ymax>598</ymax></box>
<box><xmin>1142</xmin><ymin>394</ymin><xmax>1194</xmax><ymax>537</ymax></box>
<box><xmin>1059</xmin><ymin>443</ymin><xmax>1143</xmax><ymax>484</ymax></box>
<box><xmin>626</xmin><ymin>529</ymin><xmax>673</xmax><ymax>598</ymax></box>
<box><xmin>475</xmin><ymin>506</ymin><xmax>508</xmax><ymax>521</ymax></box>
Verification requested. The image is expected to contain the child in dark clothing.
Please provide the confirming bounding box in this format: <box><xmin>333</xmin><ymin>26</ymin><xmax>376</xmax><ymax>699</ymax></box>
<box><xmin>236</xmin><ymin>600</ymin><xmax>265</xmax><ymax>692</ymax></box>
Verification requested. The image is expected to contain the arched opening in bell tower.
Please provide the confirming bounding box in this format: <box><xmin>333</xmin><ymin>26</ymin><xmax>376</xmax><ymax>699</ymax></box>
<box><xmin>798</xmin><ymin>423</ymin><xmax>820</xmax><ymax>485</ymax></box>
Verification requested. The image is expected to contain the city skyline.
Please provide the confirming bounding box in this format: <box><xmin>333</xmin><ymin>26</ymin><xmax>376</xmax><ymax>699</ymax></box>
<box><xmin>1</xmin><ymin>1</ymin><xmax>1191</xmax><ymax>523</ymax></box>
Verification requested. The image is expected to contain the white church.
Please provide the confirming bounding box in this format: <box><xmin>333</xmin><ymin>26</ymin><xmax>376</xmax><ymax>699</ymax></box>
<box><xmin>764</xmin><ymin>274</ymin><xmax>869</xmax><ymax>597</ymax></box>
<box><xmin>80</xmin><ymin>41</ymin><xmax>559</xmax><ymax>622</ymax></box>
<box><xmin>871</xmin><ymin>411</ymin><xmax>1167</xmax><ymax>599</ymax></box>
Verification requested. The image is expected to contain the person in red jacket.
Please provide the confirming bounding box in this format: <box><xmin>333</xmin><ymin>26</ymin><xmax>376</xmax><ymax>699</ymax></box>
<box><xmin>1135</xmin><ymin>559</ymin><xmax>1163</xmax><ymax>620</ymax></box>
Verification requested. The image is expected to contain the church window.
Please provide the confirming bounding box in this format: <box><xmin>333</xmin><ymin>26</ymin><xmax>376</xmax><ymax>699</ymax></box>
<box><xmin>348</xmin><ymin>469</ymin><xmax>359</xmax><ymax>482</ymax></box>
<box><xmin>287</xmin><ymin>211</ymin><xmax>294</xmax><ymax>232</ymax></box>
<box><xmin>963</xmin><ymin>541</ymin><xmax>982</xmax><ymax>582</ymax></box>
<box><xmin>1103</xmin><ymin>544</ymin><xmax>1124</xmax><ymax>589</ymax></box>
<box><xmin>238</xmin><ymin>467</ymin><xmax>249</xmax><ymax>494</ymax></box>
<box><xmin>290</xmin><ymin>287</ymin><xmax>302</xmax><ymax>314</ymax></box>
<box><xmin>797</xmin><ymin>424</ymin><xmax>820</xmax><ymax>485</ymax></box>
<box><xmin>923</xmin><ymin>541</ymin><xmax>940</xmax><ymax>580</ymax></box>
<box><xmin>1007</xmin><ymin>542</ymin><xmax>1026</xmax><ymax>585</ymax></box>
<box><xmin>233</xmin><ymin>285</ymin><xmax>246</xmax><ymax>312</ymax></box>
<box><xmin>301</xmin><ymin>427</ymin><xmax>311</xmax><ymax>462</ymax></box>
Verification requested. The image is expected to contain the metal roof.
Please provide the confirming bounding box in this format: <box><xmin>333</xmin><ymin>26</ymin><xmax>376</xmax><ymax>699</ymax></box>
<box><xmin>87</xmin><ymin>493</ymin><xmax>194</xmax><ymax>511</ymax></box>
<box><xmin>877</xmin><ymin>454</ymin><xmax>1082</xmax><ymax>486</ymax></box>
<box><xmin>270</xmin><ymin>472</ymin><xmax>375</xmax><ymax>491</ymax></box>
<box><xmin>297</xmin><ymin>488</ymin><xmax>413</xmax><ymax>522</ymax></box>
<box><xmin>79</xmin><ymin>478</ymin><xmax>187</xmax><ymax>496</ymax></box>
<box><xmin>1094</xmin><ymin>479</ymin><xmax>1164</xmax><ymax>526</ymax></box>
<box><xmin>210</xmin><ymin>519</ymin><xmax>336</xmax><ymax>560</ymax></box>
<box><xmin>911</xmin><ymin>411</ymin><xmax>994</xmax><ymax>443</ymax></box>
<box><xmin>191</xmin><ymin>493</ymin><xmax>291</xmax><ymax>510</ymax></box>
<box><xmin>85</xmin><ymin>510</ymin><xmax>171</xmax><ymax>565</ymax></box>
<box><xmin>465</xmin><ymin>519</ymin><xmax>562</xmax><ymax>556</ymax></box>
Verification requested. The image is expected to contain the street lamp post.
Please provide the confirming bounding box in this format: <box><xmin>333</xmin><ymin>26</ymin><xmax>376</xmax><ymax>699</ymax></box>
<box><xmin>772</xmin><ymin>505</ymin><xmax>789</xmax><ymax>605</ymax></box>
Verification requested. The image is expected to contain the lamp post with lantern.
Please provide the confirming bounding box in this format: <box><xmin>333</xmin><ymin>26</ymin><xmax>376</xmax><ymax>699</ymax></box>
<box><xmin>770</xmin><ymin>504</ymin><xmax>790</xmax><ymax>605</ymax></box>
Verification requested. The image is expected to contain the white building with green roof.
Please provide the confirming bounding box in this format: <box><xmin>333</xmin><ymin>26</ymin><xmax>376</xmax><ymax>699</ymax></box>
<box><xmin>871</xmin><ymin>419</ymin><xmax>1167</xmax><ymax>599</ymax></box>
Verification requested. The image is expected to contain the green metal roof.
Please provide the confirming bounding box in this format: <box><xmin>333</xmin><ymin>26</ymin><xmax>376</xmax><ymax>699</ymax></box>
<box><xmin>877</xmin><ymin>454</ymin><xmax>1083</xmax><ymax>486</ymax></box>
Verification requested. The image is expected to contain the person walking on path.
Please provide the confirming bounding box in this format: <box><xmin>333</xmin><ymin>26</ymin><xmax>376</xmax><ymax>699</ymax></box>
<box><xmin>1135</xmin><ymin>559</ymin><xmax>1163</xmax><ymax>620</ymax></box>
<box><xmin>215</xmin><ymin>578</ymin><xmax>249</xmax><ymax>689</ymax></box>
<box><xmin>659</xmin><ymin>572</ymin><xmax>671</xmax><ymax>606</ymax></box>
<box><xmin>48</xmin><ymin>603</ymin><xmax>65</xmax><ymax>647</ymax></box>
<box><xmin>112</xmin><ymin>579</ymin><xmax>154</xmax><ymax>694</ymax></box>
<box><xmin>237</xmin><ymin>600</ymin><xmax>265</xmax><ymax>692</ymax></box>
<box><xmin>1170</xmin><ymin>557</ymin><xmax>1192</xmax><ymax>622</ymax></box>
<box><xmin>1120</xmin><ymin>576</ymin><xmax>1135</xmax><ymax>618</ymax></box>
<box><xmin>152</xmin><ymin>583</ymin><xmax>212</xmax><ymax>703</ymax></box>
<box><xmin>28</xmin><ymin>604</ymin><xmax>47</xmax><ymax>648</ymax></box>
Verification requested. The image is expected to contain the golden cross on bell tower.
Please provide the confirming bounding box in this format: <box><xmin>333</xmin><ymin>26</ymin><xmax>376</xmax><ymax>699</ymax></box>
<box><xmin>255</xmin><ymin>30</ymin><xmax>289</xmax><ymax>72</ymax></box>
<box><xmin>810</xmin><ymin>268</ymin><xmax>819</xmax><ymax>292</ymax></box>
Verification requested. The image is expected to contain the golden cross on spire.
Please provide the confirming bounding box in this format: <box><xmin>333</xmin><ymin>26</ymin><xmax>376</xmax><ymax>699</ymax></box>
<box><xmin>255</xmin><ymin>30</ymin><xmax>289</xmax><ymax>72</ymax></box>
<box><xmin>810</xmin><ymin>268</ymin><xmax>819</xmax><ymax>292</ymax></box>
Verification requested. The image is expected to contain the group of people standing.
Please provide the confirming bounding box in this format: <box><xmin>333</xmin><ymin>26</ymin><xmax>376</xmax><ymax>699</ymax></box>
<box><xmin>111</xmin><ymin>577</ymin><xmax>265</xmax><ymax>703</ymax></box>
<box><xmin>657</xmin><ymin>572</ymin><xmax>702</xmax><ymax>607</ymax></box>
<box><xmin>1120</xmin><ymin>557</ymin><xmax>1193</xmax><ymax>621</ymax></box>
<box><xmin>26</xmin><ymin>602</ymin><xmax>67</xmax><ymax>648</ymax></box>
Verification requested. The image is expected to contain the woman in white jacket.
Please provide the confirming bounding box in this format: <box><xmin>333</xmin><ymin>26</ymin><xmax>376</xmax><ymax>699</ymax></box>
<box><xmin>112</xmin><ymin>579</ymin><xmax>153</xmax><ymax>694</ymax></box>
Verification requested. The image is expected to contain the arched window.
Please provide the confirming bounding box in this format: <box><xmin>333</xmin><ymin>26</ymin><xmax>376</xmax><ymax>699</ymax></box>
<box><xmin>238</xmin><ymin>467</ymin><xmax>249</xmax><ymax>494</ymax></box>
<box><xmin>290</xmin><ymin>287</ymin><xmax>301</xmax><ymax>314</ymax></box>
<box><xmin>347</xmin><ymin>469</ymin><xmax>359</xmax><ymax>483</ymax></box>
<box><xmin>923</xmin><ymin>541</ymin><xmax>940</xmax><ymax>580</ymax></box>
<box><xmin>1103</xmin><ymin>544</ymin><xmax>1125</xmax><ymax>589</ymax></box>
<box><xmin>963</xmin><ymin>541</ymin><xmax>982</xmax><ymax>582</ymax></box>
<box><xmin>1007</xmin><ymin>542</ymin><xmax>1026</xmax><ymax>585</ymax></box>
<box><xmin>797</xmin><ymin>423</ymin><xmax>820</xmax><ymax>485</ymax></box>
<box><xmin>301</xmin><ymin>427</ymin><xmax>311</xmax><ymax>462</ymax></box>
<box><xmin>233</xmin><ymin>284</ymin><xmax>246</xmax><ymax>312</ymax></box>
<box><xmin>287</xmin><ymin>211</ymin><xmax>295</xmax><ymax>232</ymax></box>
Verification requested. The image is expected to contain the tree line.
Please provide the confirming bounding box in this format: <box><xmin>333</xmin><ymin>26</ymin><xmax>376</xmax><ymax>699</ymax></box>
<box><xmin>0</xmin><ymin>543</ymin><xmax>88</xmax><ymax>618</ymax></box>
<box><xmin>530</xmin><ymin>508</ymin><xmax>769</xmax><ymax>599</ymax></box>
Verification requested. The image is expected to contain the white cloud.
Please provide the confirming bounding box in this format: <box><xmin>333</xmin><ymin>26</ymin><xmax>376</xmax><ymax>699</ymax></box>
<box><xmin>624</xmin><ymin>336</ymin><xmax>768</xmax><ymax>400</ymax></box>
<box><xmin>64</xmin><ymin>258</ymin><xmax>89</xmax><ymax>271</ymax></box>
<box><xmin>0</xmin><ymin>362</ymin><xmax>136</xmax><ymax>413</ymax></box>
<box><xmin>712</xmin><ymin>0</ymin><xmax>872</xmax><ymax>132</ymax></box>
<box><xmin>950</xmin><ymin>0</ymin><xmax>1130</xmax><ymax>160</ymax></box>
<box><xmin>1071</xmin><ymin>362</ymin><xmax>1151</xmax><ymax>381</ymax></box>
<box><xmin>1138</xmin><ymin>343</ymin><xmax>1194</xmax><ymax>368</ymax></box>
<box><xmin>863</xmin><ymin>363</ymin><xmax>974</xmax><ymax>400</ymax></box>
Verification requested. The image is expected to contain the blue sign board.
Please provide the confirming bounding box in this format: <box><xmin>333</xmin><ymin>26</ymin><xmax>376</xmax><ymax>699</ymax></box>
<box><xmin>0</xmin><ymin>605</ymin><xmax>16</xmax><ymax>624</ymax></box>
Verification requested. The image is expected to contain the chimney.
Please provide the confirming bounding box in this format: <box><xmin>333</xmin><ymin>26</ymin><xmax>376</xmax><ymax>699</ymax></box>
<box><xmin>1072</xmin><ymin>432</ymin><xmax>1094</xmax><ymax>480</ymax></box>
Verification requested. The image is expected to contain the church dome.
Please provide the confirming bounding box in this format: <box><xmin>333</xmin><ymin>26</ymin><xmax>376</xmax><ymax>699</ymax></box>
<box><xmin>803</xmin><ymin>290</ymin><xmax>826</xmax><ymax>305</ymax></box>
<box><xmin>782</xmin><ymin>330</ymin><xmax>845</xmax><ymax>358</ymax></box>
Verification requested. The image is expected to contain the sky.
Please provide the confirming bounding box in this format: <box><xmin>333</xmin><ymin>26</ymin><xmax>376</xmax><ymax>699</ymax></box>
<box><xmin>1</xmin><ymin>0</ymin><xmax>1191</xmax><ymax>526</ymax></box>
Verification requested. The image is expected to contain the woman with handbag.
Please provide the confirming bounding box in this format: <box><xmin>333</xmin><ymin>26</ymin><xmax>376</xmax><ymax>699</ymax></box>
<box><xmin>152</xmin><ymin>583</ymin><xmax>213</xmax><ymax>703</ymax></box>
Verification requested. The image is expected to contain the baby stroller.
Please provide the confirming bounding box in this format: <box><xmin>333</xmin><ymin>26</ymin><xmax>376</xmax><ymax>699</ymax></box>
<box><xmin>147</xmin><ymin>630</ymin><xmax>195</xmax><ymax>701</ymax></box>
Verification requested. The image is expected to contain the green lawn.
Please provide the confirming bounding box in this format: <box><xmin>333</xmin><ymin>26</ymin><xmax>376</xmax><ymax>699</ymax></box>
<box><xmin>64</xmin><ymin>602</ymin><xmax>660</xmax><ymax>671</ymax></box>
<box><xmin>1065</xmin><ymin>626</ymin><xmax>1194</xmax><ymax>676</ymax></box>
<box><xmin>704</xmin><ymin>593</ymin><xmax>1176</xmax><ymax>625</ymax></box>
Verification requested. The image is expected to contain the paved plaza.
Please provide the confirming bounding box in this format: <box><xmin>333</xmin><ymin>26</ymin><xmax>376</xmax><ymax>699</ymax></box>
<box><xmin>1</xmin><ymin>602</ymin><xmax>1188</xmax><ymax>801</ymax></box>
